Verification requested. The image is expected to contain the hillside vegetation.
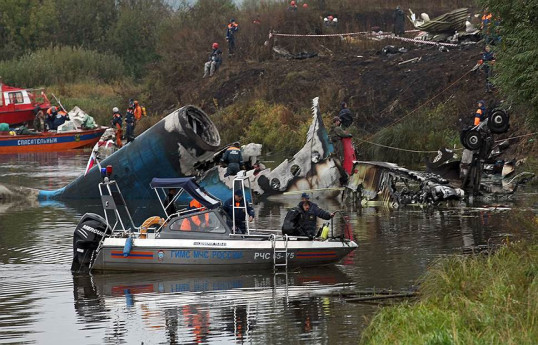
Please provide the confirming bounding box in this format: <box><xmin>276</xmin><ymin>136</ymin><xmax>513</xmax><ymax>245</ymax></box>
<box><xmin>0</xmin><ymin>0</ymin><xmax>536</xmax><ymax>160</ymax></box>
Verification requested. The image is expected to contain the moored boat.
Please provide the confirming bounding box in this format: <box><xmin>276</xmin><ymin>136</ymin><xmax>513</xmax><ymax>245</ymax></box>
<box><xmin>0</xmin><ymin>82</ymin><xmax>51</xmax><ymax>125</ymax></box>
<box><xmin>0</xmin><ymin>127</ymin><xmax>107</xmax><ymax>154</ymax></box>
<box><xmin>71</xmin><ymin>172</ymin><xmax>357</xmax><ymax>273</ymax></box>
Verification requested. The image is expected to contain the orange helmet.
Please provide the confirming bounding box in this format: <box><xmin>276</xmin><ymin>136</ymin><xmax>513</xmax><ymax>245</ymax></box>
<box><xmin>212</xmin><ymin>42</ymin><xmax>219</xmax><ymax>49</ymax></box>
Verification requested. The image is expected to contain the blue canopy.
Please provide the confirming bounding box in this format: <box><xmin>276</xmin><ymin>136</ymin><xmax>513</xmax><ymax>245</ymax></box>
<box><xmin>150</xmin><ymin>177</ymin><xmax>222</xmax><ymax>209</ymax></box>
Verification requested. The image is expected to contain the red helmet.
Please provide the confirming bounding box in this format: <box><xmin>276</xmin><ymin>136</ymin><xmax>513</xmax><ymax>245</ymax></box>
<box><xmin>328</xmin><ymin>15</ymin><xmax>334</xmax><ymax>21</ymax></box>
<box><xmin>212</xmin><ymin>42</ymin><xmax>219</xmax><ymax>49</ymax></box>
<box><xmin>303</xmin><ymin>3</ymin><xmax>308</xmax><ymax>8</ymax></box>
<box><xmin>290</xmin><ymin>1</ymin><xmax>296</xmax><ymax>5</ymax></box>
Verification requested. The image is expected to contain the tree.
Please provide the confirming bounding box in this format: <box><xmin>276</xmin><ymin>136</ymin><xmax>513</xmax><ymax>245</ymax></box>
<box><xmin>481</xmin><ymin>0</ymin><xmax>538</xmax><ymax>115</ymax></box>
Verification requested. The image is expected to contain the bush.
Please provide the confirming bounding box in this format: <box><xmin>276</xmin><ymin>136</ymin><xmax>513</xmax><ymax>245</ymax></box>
<box><xmin>0</xmin><ymin>46</ymin><xmax>125</xmax><ymax>87</ymax></box>
<box><xmin>213</xmin><ymin>100</ymin><xmax>310</xmax><ymax>156</ymax></box>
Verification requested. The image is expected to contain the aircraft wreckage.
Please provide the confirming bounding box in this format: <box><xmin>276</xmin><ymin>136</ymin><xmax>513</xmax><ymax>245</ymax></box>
<box><xmin>1</xmin><ymin>98</ymin><xmax>531</xmax><ymax>209</ymax></box>
<box><xmin>35</xmin><ymin>97</ymin><xmax>343</xmax><ymax>202</ymax></box>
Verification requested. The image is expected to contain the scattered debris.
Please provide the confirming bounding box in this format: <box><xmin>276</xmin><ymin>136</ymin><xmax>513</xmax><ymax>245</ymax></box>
<box><xmin>345</xmin><ymin>161</ymin><xmax>464</xmax><ymax>208</ymax></box>
<box><xmin>273</xmin><ymin>46</ymin><xmax>318</xmax><ymax>60</ymax></box>
<box><xmin>398</xmin><ymin>57</ymin><xmax>421</xmax><ymax>65</ymax></box>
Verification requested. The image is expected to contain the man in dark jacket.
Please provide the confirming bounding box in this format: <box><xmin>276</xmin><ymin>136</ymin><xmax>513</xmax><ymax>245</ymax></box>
<box><xmin>225</xmin><ymin>19</ymin><xmax>239</xmax><ymax>56</ymax></box>
<box><xmin>338</xmin><ymin>102</ymin><xmax>353</xmax><ymax>128</ymax></box>
<box><xmin>203</xmin><ymin>42</ymin><xmax>223</xmax><ymax>78</ymax></box>
<box><xmin>393</xmin><ymin>6</ymin><xmax>405</xmax><ymax>36</ymax></box>
<box><xmin>296</xmin><ymin>193</ymin><xmax>334</xmax><ymax>238</ymax></box>
<box><xmin>223</xmin><ymin>190</ymin><xmax>254</xmax><ymax>234</ymax></box>
<box><xmin>125</xmin><ymin>106</ymin><xmax>135</xmax><ymax>143</ymax></box>
<box><xmin>221</xmin><ymin>142</ymin><xmax>243</xmax><ymax>177</ymax></box>
<box><xmin>479</xmin><ymin>45</ymin><xmax>495</xmax><ymax>92</ymax></box>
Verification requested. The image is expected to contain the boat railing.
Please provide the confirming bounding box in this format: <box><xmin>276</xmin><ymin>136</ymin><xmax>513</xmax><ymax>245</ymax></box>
<box><xmin>231</xmin><ymin>174</ymin><xmax>255</xmax><ymax>235</ymax></box>
<box><xmin>98</xmin><ymin>178</ymin><xmax>137</xmax><ymax>234</ymax></box>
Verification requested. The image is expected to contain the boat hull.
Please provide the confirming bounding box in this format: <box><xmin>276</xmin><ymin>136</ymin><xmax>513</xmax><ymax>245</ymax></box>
<box><xmin>92</xmin><ymin>238</ymin><xmax>357</xmax><ymax>272</ymax></box>
<box><xmin>0</xmin><ymin>127</ymin><xmax>106</xmax><ymax>154</ymax></box>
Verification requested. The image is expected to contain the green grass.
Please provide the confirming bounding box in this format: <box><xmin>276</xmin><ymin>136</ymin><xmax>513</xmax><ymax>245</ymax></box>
<box><xmin>360</xmin><ymin>211</ymin><xmax>538</xmax><ymax>345</ymax></box>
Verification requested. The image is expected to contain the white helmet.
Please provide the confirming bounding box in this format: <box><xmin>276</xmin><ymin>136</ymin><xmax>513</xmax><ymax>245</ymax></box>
<box><xmin>333</xmin><ymin>17</ymin><xmax>338</xmax><ymax>23</ymax></box>
<box><xmin>113</xmin><ymin>107</ymin><xmax>119</xmax><ymax>113</ymax></box>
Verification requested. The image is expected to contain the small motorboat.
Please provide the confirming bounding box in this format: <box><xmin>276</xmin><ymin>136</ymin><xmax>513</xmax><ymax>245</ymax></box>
<box><xmin>0</xmin><ymin>82</ymin><xmax>51</xmax><ymax>125</ymax></box>
<box><xmin>71</xmin><ymin>168</ymin><xmax>357</xmax><ymax>273</ymax></box>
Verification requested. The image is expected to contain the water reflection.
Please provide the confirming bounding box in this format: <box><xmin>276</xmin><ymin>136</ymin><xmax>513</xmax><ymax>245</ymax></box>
<box><xmin>2</xmin><ymin>151</ymin><xmax>538</xmax><ymax>344</ymax></box>
<box><xmin>73</xmin><ymin>268</ymin><xmax>354</xmax><ymax>344</ymax></box>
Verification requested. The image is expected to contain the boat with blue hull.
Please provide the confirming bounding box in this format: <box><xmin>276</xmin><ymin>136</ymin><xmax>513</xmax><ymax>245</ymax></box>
<box><xmin>71</xmin><ymin>174</ymin><xmax>357</xmax><ymax>273</ymax></box>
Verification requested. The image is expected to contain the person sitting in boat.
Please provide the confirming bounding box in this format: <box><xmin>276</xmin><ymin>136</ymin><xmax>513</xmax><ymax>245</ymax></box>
<box><xmin>179</xmin><ymin>199</ymin><xmax>210</xmax><ymax>231</ymax></box>
<box><xmin>164</xmin><ymin>188</ymin><xmax>178</xmax><ymax>216</ymax></box>
<box><xmin>33</xmin><ymin>107</ymin><xmax>45</xmax><ymax>132</ymax></box>
<box><xmin>220</xmin><ymin>142</ymin><xmax>244</xmax><ymax>177</ymax></box>
<box><xmin>296</xmin><ymin>193</ymin><xmax>334</xmax><ymax>239</ymax></box>
<box><xmin>223</xmin><ymin>190</ymin><xmax>254</xmax><ymax>234</ymax></box>
<box><xmin>46</xmin><ymin>106</ymin><xmax>68</xmax><ymax>131</ymax></box>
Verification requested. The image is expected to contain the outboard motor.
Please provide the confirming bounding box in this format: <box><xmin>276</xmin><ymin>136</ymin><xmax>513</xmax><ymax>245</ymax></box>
<box><xmin>71</xmin><ymin>213</ymin><xmax>112</xmax><ymax>273</ymax></box>
<box><xmin>282</xmin><ymin>207</ymin><xmax>302</xmax><ymax>236</ymax></box>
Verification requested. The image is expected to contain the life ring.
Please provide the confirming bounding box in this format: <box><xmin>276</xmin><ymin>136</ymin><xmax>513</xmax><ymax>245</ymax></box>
<box><xmin>139</xmin><ymin>216</ymin><xmax>166</xmax><ymax>238</ymax></box>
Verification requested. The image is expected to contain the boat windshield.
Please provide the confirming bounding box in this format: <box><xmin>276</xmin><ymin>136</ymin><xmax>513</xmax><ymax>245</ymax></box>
<box><xmin>168</xmin><ymin>211</ymin><xmax>226</xmax><ymax>234</ymax></box>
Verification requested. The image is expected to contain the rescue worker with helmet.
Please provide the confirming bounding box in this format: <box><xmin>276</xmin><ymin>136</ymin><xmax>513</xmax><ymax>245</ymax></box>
<box><xmin>133</xmin><ymin>100</ymin><xmax>143</xmax><ymax>125</ymax></box>
<box><xmin>112</xmin><ymin>107</ymin><xmax>123</xmax><ymax>148</ymax></box>
<box><xmin>225</xmin><ymin>19</ymin><xmax>239</xmax><ymax>56</ymax></box>
<box><xmin>474</xmin><ymin>100</ymin><xmax>487</xmax><ymax>126</ymax></box>
<box><xmin>221</xmin><ymin>142</ymin><xmax>243</xmax><ymax>177</ymax></box>
<box><xmin>223</xmin><ymin>190</ymin><xmax>254</xmax><ymax>234</ymax></box>
<box><xmin>203</xmin><ymin>42</ymin><xmax>223</xmax><ymax>78</ymax></box>
<box><xmin>288</xmin><ymin>1</ymin><xmax>298</xmax><ymax>12</ymax></box>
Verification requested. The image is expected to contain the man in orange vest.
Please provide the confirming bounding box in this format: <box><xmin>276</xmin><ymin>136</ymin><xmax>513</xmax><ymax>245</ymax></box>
<box><xmin>180</xmin><ymin>199</ymin><xmax>209</xmax><ymax>231</ymax></box>
<box><xmin>133</xmin><ymin>100</ymin><xmax>143</xmax><ymax>125</ymax></box>
<box><xmin>225</xmin><ymin>18</ymin><xmax>239</xmax><ymax>56</ymax></box>
<box><xmin>474</xmin><ymin>100</ymin><xmax>487</xmax><ymax>126</ymax></box>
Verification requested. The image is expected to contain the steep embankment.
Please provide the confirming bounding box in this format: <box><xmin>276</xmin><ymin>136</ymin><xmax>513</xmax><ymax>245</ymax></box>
<box><xmin>189</xmin><ymin>41</ymin><xmax>486</xmax><ymax>134</ymax></box>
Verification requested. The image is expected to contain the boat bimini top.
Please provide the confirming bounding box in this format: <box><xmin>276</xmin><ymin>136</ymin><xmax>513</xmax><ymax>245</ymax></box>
<box><xmin>150</xmin><ymin>177</ymin><xmax>222</xmax><ymax>214</ymax></box>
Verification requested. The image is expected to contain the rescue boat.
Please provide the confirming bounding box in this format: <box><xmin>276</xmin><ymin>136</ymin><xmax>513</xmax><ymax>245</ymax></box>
<box><xmin>0</xmin><ymin>127</ymin><xmax>107</xmax><ymax>154</ymax></box>
<box><xmin>71</xmin><ymin>171</ymin><xmax>357</xmax><ymax>273</ymax></box>
<box><xmin>0</xmin><ymin>82</ymin><xmax>51</xmax><ymax>125</ymax></box>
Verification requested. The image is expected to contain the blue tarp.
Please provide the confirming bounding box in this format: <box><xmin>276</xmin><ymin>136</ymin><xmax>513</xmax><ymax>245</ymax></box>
<box><xmin>150</xmin><ymin>177</ymin><xmax>222</xmax><ymax>209</ymax></box>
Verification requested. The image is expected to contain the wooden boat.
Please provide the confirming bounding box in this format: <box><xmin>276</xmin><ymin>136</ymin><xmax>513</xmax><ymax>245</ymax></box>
<box><xmin>71</xmin><ymin>174</ymin><xmax>357</xmax><ymax>273</ymax></box>
<box><xmin>0</xmin><ymin>127</ymin><xmax>106</xmax><ymax>154</ymax></box>
<box><xmin>0</xmin><ymin>82</ymin><xmax>51</xmax><ymax>125</ymax></box>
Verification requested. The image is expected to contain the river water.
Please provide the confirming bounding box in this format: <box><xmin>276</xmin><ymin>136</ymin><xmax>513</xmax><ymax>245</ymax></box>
<box><xmin>0</xmin><ymin>151</ymin><xmax>536</xmax><ymax>344</ymax></box>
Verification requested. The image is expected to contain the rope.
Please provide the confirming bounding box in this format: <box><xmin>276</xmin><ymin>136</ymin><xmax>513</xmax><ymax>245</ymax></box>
<box><xmin>495</xmin><ymin>131</ymin><xmax>538</xmax><ymax>143</ymax></box>
<box><xmin>270</xmin><ymin>30</ymin><xmax>457</xmax><ymax>46</ymax></box>
<box><xmin>377</xmin><ymin>69</ymin><xmax>474</xmax><ymax>136</ymax></box>
<box><xmin>355</xmin><ymin>137</ymin><xmax>444</xmax><ymax>153</ymax></box>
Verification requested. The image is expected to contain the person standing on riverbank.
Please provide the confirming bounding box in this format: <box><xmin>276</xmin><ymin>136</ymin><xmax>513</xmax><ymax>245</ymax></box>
<box><xmin>112</xmin><ymin>107</ymin><xmax>123</xmax><ymax>148</ymax></box>
<box><xmin>225</xmin><ymin>19</ymin><xmax>239</xmax><ymax>56</ymax></box>
<box><xmin>393</xmin><ymin>6</ymin><xmax>405</xmax><ymax>36</ymax></box>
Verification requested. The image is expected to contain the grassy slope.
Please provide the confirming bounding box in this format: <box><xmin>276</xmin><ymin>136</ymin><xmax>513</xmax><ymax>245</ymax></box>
<box><xmin>360</xmin><ymin>212</ymin><xmax>538</xmax><ymax>345</ymax></box>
